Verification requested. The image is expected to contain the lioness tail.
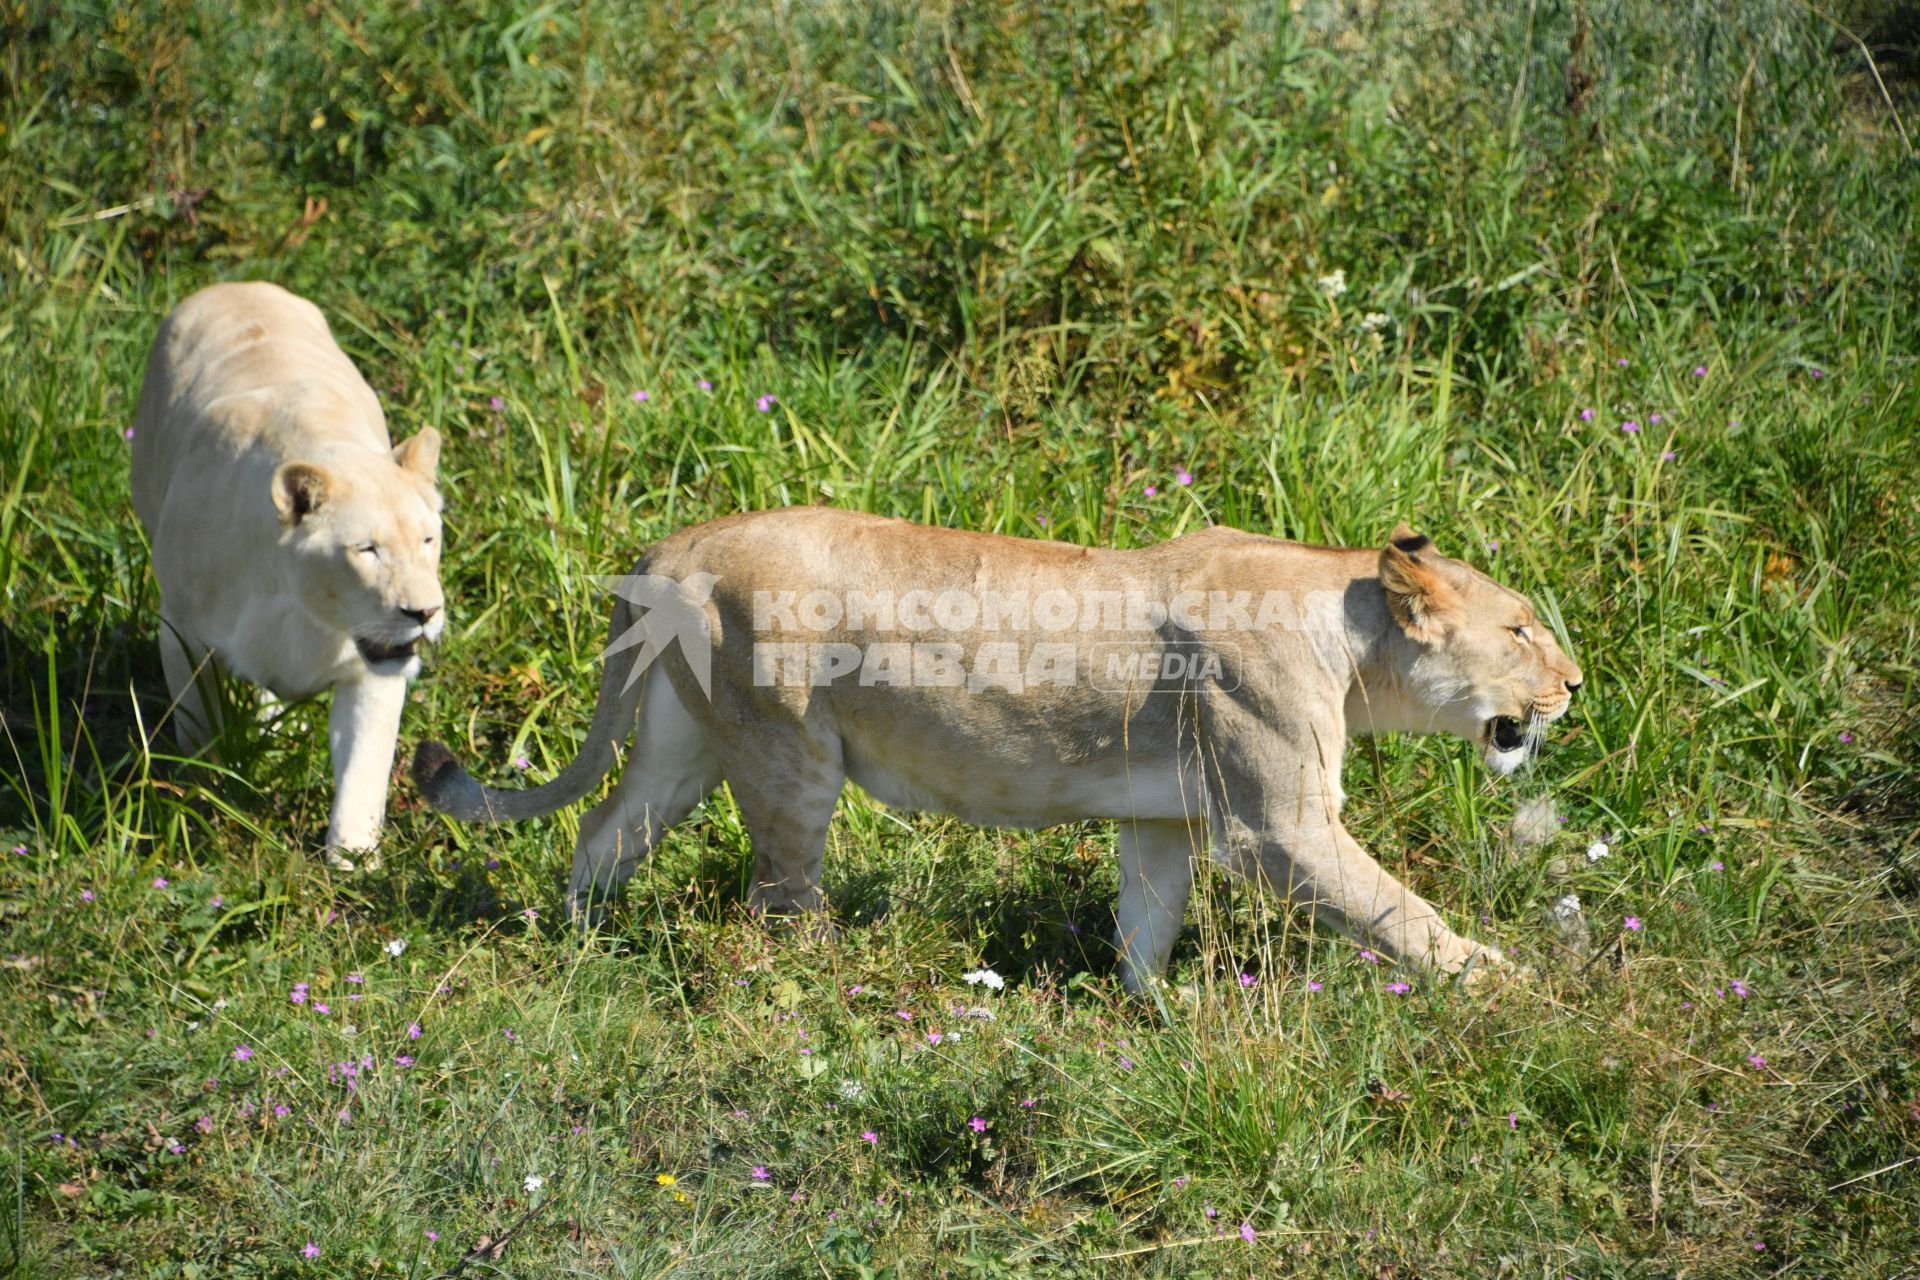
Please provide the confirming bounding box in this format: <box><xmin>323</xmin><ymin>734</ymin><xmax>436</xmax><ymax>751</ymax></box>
<box><xmin>411</xmin><ymin>594</ymin><xmax>645</xmax><ymax>823</ymax></box>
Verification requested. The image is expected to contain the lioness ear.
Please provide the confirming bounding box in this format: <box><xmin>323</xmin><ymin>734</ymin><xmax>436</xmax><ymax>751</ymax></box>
<box><xmin>1388</xmin><ymin>523</ymin><xmax>1434</xmax><ymax>555</ymax></box>
<box><xmin>272</xmin><ymin>462</ymin><xmax>333</xmax><ymax>527</ymax></box>
<box><xmin>392</xmin><ymin>427</ymin><xmax>441</xmax><ymax>479</ymax></box>
<box><xmin>1379</xmin><ymin>526</ymin><xmax>1458</xmax><ymax>640</ymax></box>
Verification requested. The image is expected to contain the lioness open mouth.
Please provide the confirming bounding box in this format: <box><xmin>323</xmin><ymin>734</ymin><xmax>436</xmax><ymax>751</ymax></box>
<box><xmin>1488</xmin><ymin>716</ymin><xmax>1528</xmax><ymax>753</ymax></box>
<box><xmin>355</xmin><ymin>636</ymin><xmax>419</xmax><ymax>666</ymax></box>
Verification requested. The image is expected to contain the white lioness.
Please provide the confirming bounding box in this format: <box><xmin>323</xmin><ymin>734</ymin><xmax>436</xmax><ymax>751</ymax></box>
<box><xmin>132</xmin><ymin>281</ymin><xmax>446</xmax><ymax>865</ymax></box>
<box><xmin>413</xmin><ymin>508</ymin><xmax>1581</xmax><ymax>989</ymax></box>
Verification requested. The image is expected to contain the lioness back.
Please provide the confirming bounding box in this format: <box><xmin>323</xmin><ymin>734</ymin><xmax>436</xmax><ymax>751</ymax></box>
<box><xmin>131</xmin><ymin>281</ymin><xmax>380</xmax><ymax>531</ymax></box>
<box><xmin>634</xmin><ymin>509</ymin><xmax>1304</xmax><ymax>824</ymax></box>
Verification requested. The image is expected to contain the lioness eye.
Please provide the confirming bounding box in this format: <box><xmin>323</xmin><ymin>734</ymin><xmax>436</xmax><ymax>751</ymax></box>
<box><xmin>1511</xmin><ymin>625</ymin><xmax>1531</xmax><ymax>641</ymax></box>
<box><xmin>355</xmin><ymin>544</ymin><xmax>378</xmax><ymax>557</ymax></box>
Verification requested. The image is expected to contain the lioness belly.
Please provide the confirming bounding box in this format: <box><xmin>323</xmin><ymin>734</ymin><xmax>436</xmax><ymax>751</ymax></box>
<box><xmin>837</xmin><ymin>718</ymin><xmax>1196</xmax><ymax>828</ymax></box>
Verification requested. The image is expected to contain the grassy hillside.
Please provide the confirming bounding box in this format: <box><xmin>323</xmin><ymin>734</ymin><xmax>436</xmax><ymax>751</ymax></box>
<box><xmin>3</xmin><ymin>1</ymin><xmax>1917</xmax><ymax>1275</ymax></box>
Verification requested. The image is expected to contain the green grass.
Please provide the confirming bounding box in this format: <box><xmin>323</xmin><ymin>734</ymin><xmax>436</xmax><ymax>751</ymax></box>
<box><xmin>4</xmin><ymin>0</ymin><xmax>1920</xmax><ymax>1275</ymax></box>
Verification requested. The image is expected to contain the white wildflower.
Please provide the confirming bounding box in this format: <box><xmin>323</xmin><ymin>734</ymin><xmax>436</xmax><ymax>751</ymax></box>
<box><xmin>212</xmin><ymin>998</ymin><xmax>229</xmax><ymax>1011</ymax></box>
<box><xmin>1510</xmin><ymin>796</ymin><xmax>1560</xmax><ymax>848</ymax></box>
<box><xmin>383</xmin><ymin>938</ymin><xmax>407</xmax><ymax>957</ymax></box>
<box><xmin>961</xmin><ymin>968</ymin><xmax>1004</xmax><ymax>991</ymax></box>
<box><xmin>837</xmin><ymin>1079</ymin><xmax>866</xmax><ymax>1101</ymax></box>
<box><xmin>1358</xmin><ymin>311</ymin><xmax>1390</xmax><ymax>333</ymax></box>
<box><xmin>1585</xmin><ymin>841</ymin><xmax>1610</xmax><ymax>863</ymax></box>
<box><xmin>1314</xmin><ymin>268</ymin><xmax>1348</xmax><ymax>298</ymax></box>
<box><xmin>963</xmin><ymin>1005</ymin><xmax>997</xmax><ymax>1021</ymax></box>
<box><xmin>1552</xmin><ymin>893</ymin><xmax>1583</xmax><ymax>921</ymax></box>
<box><xmin>524</xmin><ymin>1173</ymin><xmax>545</xmax><ymax>1194</ymax></box>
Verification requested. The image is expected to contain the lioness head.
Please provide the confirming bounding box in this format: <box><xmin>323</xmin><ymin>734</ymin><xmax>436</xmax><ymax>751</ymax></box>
<box><xmin>272</xmin><ymin>427</ymin><xmax>446</xmax><ymax>677</ymax></box>
<box><xmin>1377</xmin><ymin>525</ymin><xmax>1583</xmax><ymax>775</ymax></box>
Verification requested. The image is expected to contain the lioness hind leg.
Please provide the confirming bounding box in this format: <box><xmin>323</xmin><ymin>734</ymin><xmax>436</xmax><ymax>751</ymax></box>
<box><xmin>566</xmin><ymin>674</ymin><xmax>719</xmax><ymax>922</ymax></box>
<box><xmin>1114</xmin><ymin>819</ymin><xmax>1202</xmax><ymax>993</ymax></box>
<box><xmin>726</xmin><ymin>743</ymin><xmax>845</xmax><ymax>924</ymax></box>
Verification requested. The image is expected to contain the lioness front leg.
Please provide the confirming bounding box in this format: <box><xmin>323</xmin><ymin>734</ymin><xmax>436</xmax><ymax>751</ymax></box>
<box><xmin>1306</xmin><ymin>819</ymin><xmax>1501</xmax><ymax>974</ymax></box>
<box><xmin>1200</xmin><ymin>691</ymin><xmax>1501</xmax><ymax>979</ymax></box>
<box><xmin>325</xmin><ymin>675</ymin><xmax>407</xmax><ymax>868</ymax></box>
<box><xmin>1113</xmin><ymin>819</ymin><xmax>1203</xmax><ymax>993</ymax></box>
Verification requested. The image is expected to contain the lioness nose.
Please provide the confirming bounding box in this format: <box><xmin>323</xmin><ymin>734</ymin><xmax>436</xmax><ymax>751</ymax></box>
<box><xmin>1566</xmin><ymin>678</ymin><xmax>1583</xmax><ymax>694</ymax></box>
<box><xmin>403</xmin><ymin>605</ymin><xmax>440</xmax><ymax>625</ymax></box>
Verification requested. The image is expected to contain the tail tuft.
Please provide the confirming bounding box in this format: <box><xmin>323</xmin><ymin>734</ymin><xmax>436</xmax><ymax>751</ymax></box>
<box><xmin>412</xmin><ymin>739</ymin><xmax>492</xmax><ymax>821</ymax></box>
<box><xmin>412</xmin><ymin>739</ymin><xmax>461</xmax><ymax>795</ymax></box>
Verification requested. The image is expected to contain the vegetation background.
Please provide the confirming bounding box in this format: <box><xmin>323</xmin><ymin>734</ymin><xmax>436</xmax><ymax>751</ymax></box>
<box><xmin>3</xmin><ymin>0</ymin><xmax>1918</xmax><ymax>1275</ymax></box>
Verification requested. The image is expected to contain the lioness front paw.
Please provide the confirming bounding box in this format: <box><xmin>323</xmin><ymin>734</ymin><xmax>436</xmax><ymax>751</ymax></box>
<box><xmin>322</xmin><ymin>844</ymin><xmax>381</xmax><ymax>873</ymax></box>
<box><xmin>778</xmin><ymin>912</ymin><xmax>841</xmax><ymax>944</ymax></box>
<box><xmin>1458</xmin><ymin>947</ymin><xmax>1534</xmax><ymax>991</ymax></box>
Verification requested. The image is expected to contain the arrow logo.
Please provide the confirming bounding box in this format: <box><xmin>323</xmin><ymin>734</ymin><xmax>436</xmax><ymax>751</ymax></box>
<box><xmin>591</xmin><ymin>572</ymin><xmax>720</xmax><ymax>700</ymax></box>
